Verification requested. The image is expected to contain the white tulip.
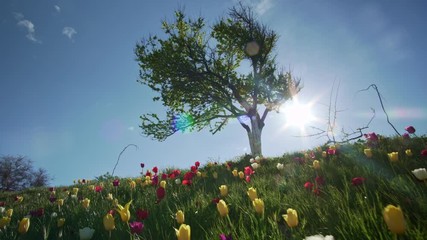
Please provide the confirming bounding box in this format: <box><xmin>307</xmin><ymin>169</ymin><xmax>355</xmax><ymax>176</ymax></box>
<box><xmin>304</xmin><ymin>234</ymin><xmax>334</xmax><ymax>240</ymax></box>
<box><xmin>412</xmin><ymin>168</ymin><xmax>427</xmax><ymax>181</ymax></box>
<box><xmin>79</xmin><ymin>227</ymin><xmax>95</xmax><ymax>240</ymax></box>
<box><xmin>175</xmin><ymin>178</ymin><xmax>181</xmax><ymax>185</ymax></box>
<box><xmin>251</xmin><ymin>162</ymin><xmax>259</xmax><ymax>169</ymax></box>
<box><xmin>249</xmin><ymin>158</ymin><xmax>255</xmax><ymax>163</ymax></box>
<box><xmin>277</xmin><ymin>163</ymin><xmax>284</xmax><ymax>170</ymax></box>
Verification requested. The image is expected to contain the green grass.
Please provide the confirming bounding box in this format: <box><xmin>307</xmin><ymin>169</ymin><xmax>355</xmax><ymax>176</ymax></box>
<box><xmin>1</xmin><ymin>135</ymin><xmax>426</xmax><ymax>240</ymax></box>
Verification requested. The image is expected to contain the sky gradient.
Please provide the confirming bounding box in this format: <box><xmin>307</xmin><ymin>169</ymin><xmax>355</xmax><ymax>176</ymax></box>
<box><xmin>1</xmin><ymin>0</ymin><xmax>426</xmax><ymax>186</ymax></box>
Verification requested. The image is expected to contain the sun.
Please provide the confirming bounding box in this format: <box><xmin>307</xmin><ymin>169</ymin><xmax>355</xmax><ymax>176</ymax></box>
<box><xmin>281</xmin><ymin>99</ymin><xmax>315</xmax><ymax>131</ymax></box>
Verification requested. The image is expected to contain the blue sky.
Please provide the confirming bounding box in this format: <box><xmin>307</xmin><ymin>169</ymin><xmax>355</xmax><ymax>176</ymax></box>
<box><xmin>1</xmin><ymin>0</ymin><xmax>426</xmax><ymax>186</ymax></box>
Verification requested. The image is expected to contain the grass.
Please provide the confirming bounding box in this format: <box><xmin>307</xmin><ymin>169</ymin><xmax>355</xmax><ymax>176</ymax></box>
<box><xmin>0</xmin><ymin>135</ymin><xmax>426</xmax><ymax>240</ymax></box>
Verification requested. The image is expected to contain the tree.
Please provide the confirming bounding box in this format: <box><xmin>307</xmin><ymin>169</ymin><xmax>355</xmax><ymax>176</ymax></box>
<box><xmin>0</xmin><ymin>155</ymin><xmax>51</xmax><ymax>191</ymax></box>
<box><xmin>135</xmin><ymin>5</ymin><xmax>301</xmax><ymax>156</ymax></box>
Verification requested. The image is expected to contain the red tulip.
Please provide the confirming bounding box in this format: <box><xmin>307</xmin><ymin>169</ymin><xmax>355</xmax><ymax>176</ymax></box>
<box><xmin>136</xmin><ymin>209</ymin><xmax>149</xmax><ymax>220</ymax></box>
<box><xmin>405</xmin><ymin>126</ymin><xmax>416</xmax><ymax>134</ymax></box>
<box><xmin>195</xmin><ymin>161</ymin><xmax>200</xmax><ymax>167</ymax></box>
<box><xmin>212</xmin><ymin>198</ymin><xmax>220</xmax><ymax>204</ymax></box>
<box><xmin>0</xmin><ymin>201</ymin><xmax>5</xmax><ymax>207</ymax></box>
<box><xmin>182</xmin><ymin>180</ymin><xmax>192</xmax><ymax>186</ymax></box>
<box><xmin>351</xmin><ymin>177</ymin><xmax>365</xmax><ymax>186</ymax></box>
<box><xmin>113</xmin><ymin>179</ymin><xmax>120</xmax><ymax>187</ymax></box>
<box><xmin>156</xmin><ymin>187</ymin><xmax>165</xmax><ymax>201</ymax></box>
<box><xmin>315</xmin><ymin>176</ymin><xmax>325</xmax><ymax>186</ymax></box>
<box><xmin>245</xmin><ymin>175</ymin><xmax>251</xmax><ymax>183</ymax></box>
<box><xmin>244</xmin><ymin>166</ymin><xmax>254</xmax><ymax>176</ymax></box>
<box><xmin>129</xmin><ymin>221</ymin><xmax>144</xmax><ymax>234</ymax></box>
<box><xmin>152</xmin><ymin>167</ymin><xmax>158</xmax><ymax>174</ymax></box>
<box><xmin>191</xmin><ymin>166</ymin><xmax>197</xmax><ymax>173</ymax></box>
<box><xmin>421</xmin><ymin>149</ymin><xmax>427</xmax><ymax>157</ymax></box>
<box><xmin>304</xmin><ymin>182</ymin><xmax>313</xmax><ymax>190</ymax></box>
<box><xmin>95</xmin><ymin>186</ymin><xmax>103</xmax><ymax>193</ymax></box>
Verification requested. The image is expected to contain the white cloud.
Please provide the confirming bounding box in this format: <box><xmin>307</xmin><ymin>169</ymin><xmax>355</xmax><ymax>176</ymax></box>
<box><xmin>54</xmin><ymin>5</ymin><xmax>61</xmax><ymax>13</ymax></box>
<box><xmin>13</xmin><ymin>12</ymin><xmax>24</xmax><ymax>20</ymax></box>
<box><xmin>254</xmin><ymin>0</ymin><xmax>273</xmax><ymax>16</ymax></box>
<box><xmin>62</xmin><ymin>27</ymin><xmax>77</xmax><ymax>40</ymax></box>
<box><xmin>17</xmin><ymin>19</ymin><xmax>40</xmax><ymax>43</ymax></box>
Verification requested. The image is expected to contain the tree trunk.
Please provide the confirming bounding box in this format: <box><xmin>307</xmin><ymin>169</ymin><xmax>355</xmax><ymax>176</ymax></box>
<box><xmin>247</xmin><ymin>116</ymin><xmax>263</xmax><ymax>157</ymax></box>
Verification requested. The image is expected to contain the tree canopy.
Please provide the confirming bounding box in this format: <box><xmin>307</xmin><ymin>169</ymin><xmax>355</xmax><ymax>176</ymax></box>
<box><xmin>135</xmin><ymin>5</ymin><xmax>301</xmax><ymax>156</ymax></box>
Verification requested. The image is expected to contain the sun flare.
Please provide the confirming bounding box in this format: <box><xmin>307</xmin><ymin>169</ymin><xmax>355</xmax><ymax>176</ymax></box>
<box><xmin>281</xmin><ymin>100</ymin><xmax>315</xmax><ymax>131</ymax></box>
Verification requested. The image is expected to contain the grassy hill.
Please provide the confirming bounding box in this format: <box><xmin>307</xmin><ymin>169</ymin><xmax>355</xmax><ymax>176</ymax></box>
<box><xmin>1</xmin><ymin>135</ymin><xmax>426</xmax><ymax>240</ymax></box>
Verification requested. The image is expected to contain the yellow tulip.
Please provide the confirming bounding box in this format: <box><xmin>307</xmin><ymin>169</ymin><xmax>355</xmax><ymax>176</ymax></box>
<box><xmin>196</xmin><ymin>171</ymin><xmax>202</xmax><ymax>177</ymax></box>
<box><xmin>57</xmin><ymin>199</ymin><xmax>64</xmax><ymax>206</ymax></box>
<box><xmin>217</xmin><ymin>200</ymin><xmax>229</xmax><ymax>217</ymax></box>
<box><xmin>247</xmin><ymin>187</ymin><xmax>258</xmax><ymax>201</ymax></box>
<box><xmin>405</xmin><ymin>149</ymin><xmax>413</xmax><ymax>157</ymax></box>
<box><xmin>383</xmin><ymin>205</ymin><xmax>406</xmax><ymax>234</ymax></box>
<box><xmin>238</xmin><ymin>171</ymin><xmax>244</xmax><ymax>179</ymax></box>
<box><xmin>103</xmin><ymin>213</ymin><xmax>115</xmax><ymax>231</ymax></box>
<box><xmin>18</xmin><ymin>217</ymin><xmax>30</xmax><ymax>234</ymax></box>
<box><xmin>388</xmin><ymin>152</ymin><xmax>399</xmax><ymax>162</ymax></box>
<box><xmin>212</xmin><ymin>172</ymin><xmax>218</xmax><ymax>179</ymax></box>
<box><xmin>6</xmin><ymin>209</ymin><xmax>13</xmax><ymax>218</ymax></box>
<box><xmin>160</xmin><ymin>180</ymin><xmax>167</xmax><ymax>189</ymax></box>
<box><xmin>57</xmin><ymin>218</ymin><xmax>65</xmax><ymax>227</ymax></box>
<box><xmin>72</xmin><ymin>187</ymin><xmax>79</xmax><ymax>195</ymax></box>
<box><xmin>106</xmin><ymin>193</ymin><xmax>113</xmax><ymax>201</ymax></box>
<box><xmin>129</xmin><ymin>180</ymin><xmax>136</xmax><ymax>189</ymax></box>
<box><xmin>232</xmin><ymin>169</ymin><xmax>238</xmax><ymax>177</ymax></box>
<box><xmin>313</xmin><ymin>160</ymin><xmax>320</xmax><ymax>170</ymax></box>
<box><xmin>252</xmin><ymin>198</ymin><xmax>264</xmax><ymax>215</ymax></box>
<box><xmin>283</xmin><ymin>208</ymin><xmax>298</xmax><ymax>228</ymax></box>
<box><xmin>176</xmin><ymin>210</ymin><xmax>185</xmax><ymax>224</ymax></box>
<box><xmin>117</xmin><ymin>200</ymin><xmax>132</xmax><ymax>222</ymax></box>
<box><xmin>82</xmin><ymin>198</ymin><xmax>90</xmax><ymax>209</ymax></box>
<box><xmin>322</xmin><ymin>151</ymin><xmax>327</xmax><ymax>158</ymax></box>
<box><xmin>175</xmin><ymin>224</ymin><xmax>191</xmax><ymax>240</ymax></box>
<box><xmin>364</xmin><ymin>148</ymin><xmax>372</xmax><ymax>158</ymax></box>
<box><xmin>0</xmin><ymin>217</ymin><xmax>11</xmax><ymax>228</ymax></box>
<box><xmin>16</xmin><ymin>196</ymin><xmax>24</xmax><ymax>203</ymax></box>
<box><xmin>219</xmin><ymin>185</ymin><xmax>228</xmax><ymax>197</ymax></box>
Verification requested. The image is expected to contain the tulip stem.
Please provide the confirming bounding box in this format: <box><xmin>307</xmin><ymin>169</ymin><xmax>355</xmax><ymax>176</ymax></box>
<box><xmin>393</xmin><ymin>233</ymin><xmax>397</xmax><ymax>240</ymax></box>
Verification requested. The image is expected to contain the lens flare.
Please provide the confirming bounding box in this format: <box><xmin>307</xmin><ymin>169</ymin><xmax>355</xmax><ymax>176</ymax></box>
<box><xmin>172</xmin><ymin>113</ymin><xmax>194</xmax><ymax>132</ymax></box>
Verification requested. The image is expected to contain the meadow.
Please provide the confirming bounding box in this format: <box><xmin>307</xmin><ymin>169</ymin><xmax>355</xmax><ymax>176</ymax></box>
<box><xmin>0</xmin><ymin>131</ymin><xmax>426</xmax><ymax>240</ymax></box>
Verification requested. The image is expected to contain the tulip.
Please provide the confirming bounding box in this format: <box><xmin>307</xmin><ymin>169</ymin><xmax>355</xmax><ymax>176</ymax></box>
<box><xmin>6</xmin><ymin>209</ymin><xmax>13</xmax><ymax>218</ymax></box>
<box><xmin>196</xmin><ymin>171</ymin><xmax>202</xmax><ymax>177</ymax></box>
<box><xmin>304</xmin><ymin>234</ymin><xmax>335</xmax><ymax>240</ymax></box>
<box><xmin>351</xmin><ymin>177</ymin><xmax>365</xmax><ymax>186</ymax></box>
<box><xmin>364</xmin><ymin>148</ymin><xmax>372</xmax><ymax>158</ymax></box>
<box><xmin>103</xmin><ymin>213</ymin><xmax>115</xmax><ymax>231</ymax></box>
<box><xmin>18</xmin><ymin>217</ymin><xmax>30</xmax><ymax>234</ymax></box>
<box><xmin>252</xmin><ymin>198</ymin><xmax>264</xmax><ymax>215</ymax></box>
<box><xmin>388</xmin><ymin>152</ymin><xmax>399</xmax><ymax>162</ymax></box>
<box><xmin>219</xmin><ymin>233</ymin><xmax>233</xmax><ymax>240</ymax></box>
<box><xmin>277</xmin><ymin>163</ymin><xmax>284</xmax><ymax>171</ymax></box>
<box><xmin>283</xmin><ymin>208</ymin><xmax>298</xmax><ymax>228</ymax></box>
<box><xmin>0</xmin><ymin>207</ymin><xmax>3</xmax><ymax>214</ymax></box>
<box><xmin>421</xmin><ymin>149</ymin><xmax>427</xmax><ymax>157</ymax></box>
<box><xmin>212</xmin><ymin>172</ymin><xmax>218</xmax><ymax>179</ymax></box>
<box><xmin>238</xmin><ymin>171</ymin><xmax>244</xmax><ymax>179</ymax></box>
<box><xmin>232</xmin><ymin>169</ymin><xmax>238</xmax><ymax>177</ymax></box>
<box><xmin>157</xmin><ymin>187</ymin><xmax>166</xmax><ymax>201</ymax></box>
<box><xmin>57</xmin><ymin>198</ymin><xmax>64</xmax><ymax>206</ymax></box>
<box><xmin>217</xmin><ymin>200</ymin><xmax>229</xmax><ymax>217</ymax></box>
<box><xmin>160</xmin><ymin>180</ymin><xmax>167</xmax><ymax>189</ymax></box>
<box><xmin>136</xmin><ymin>209</ymin><xmax>149</xmax><ymax>220</ymax></box>
<box><xmin>322</xmin><ymin>151</ymin><xmax>327</xmax><ymax>158</ymax></box>
<box><xmin>113</xmin><ymin>179</ymin><xmax>120</xmax><ymax>187</ymax></box>
<box><xmin>405</xmin><ymin>126</ymin><xmax>416</xmax><ymax>134</ymax></box>
<box><xmin>175</xmin><ymin>178</ymin><xmax>181</xmax><ymax>185</ymax></box>
<box><xmin>405</xmin><ymin>149</ymin><xmax>413</xmax><ymax>157</ymax></box>
<box><xmin>175</xmin><ymin>224</ymin><xmax>191</xmax><ymax>240</ymax></box>
<box><xmin>106</xmin><ymin>193</ymin><xmax>113</xmax><ymax>200</ymax></box>
<box><xmin>82</xmin><ymin>198</ymin><xmax>90</xmax><ymax>209</ymax></box>
<box><xmin>72</xmin><ymin>187</ymin><xmax>79</xmax><ymax>195</ymax></box>
<box><xmin>116</xmin><ymin>200</ymin><xmax>132</xmax><ymax>222</ymax></box>
<box><xmin>411</xmin><ymin>168</ymin><xmax>427</xmax><ymax>181</ymax></box>
<box><xmin>219</xmin><ymin>185</ymin><xmax>228</xmax><ymax>197</ymax></box>
<box><xmin>15</xmin><ymin>196</ymin><xmax>24</xmax><ymax>203</ymax></box>
<box><xmin>79</xmin><ymin>227</ymin><xmax>95</xmax><ymax>240</ymax></box>
<box><xmin>247</xmin><ymin>187</ymin><xmax>258</xmax><ymax>201</ymax></box>
<box><xmin>251</xmin><ymin>162</ymin><xmax>259</xmax><ymax>169</ymax></box>
<box><xmin>129</xmin><ymin>181</ymin><xmax>136</xmax><ymax>189</ymax></box>
<box><xmin>57</xmin><ymin>218</ymin><xmax>65</xmax><ymax>227</ymax></box>
<box><xmin>129</xmin><ymin>221</ymin><xmax>144</xmax><ymax>234</ymax></box>
<box><xmin>0</xmin><ymin>217</ymin><xmax>11</xmax><ymax>228</ymax></box>
<box><xmin>176</xmin><ymin>210</ymin><xmax>185</xmax><ymax>224</ymax></box>
<box><xmin>383</xmin><ymin>205</ymin><xmax>405</xmax><ymax>234</ymax></box>
<box><xmin>313</xmin><ymin>160</ymin><xmax>320</xmax><ymax>170</ymax></box>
